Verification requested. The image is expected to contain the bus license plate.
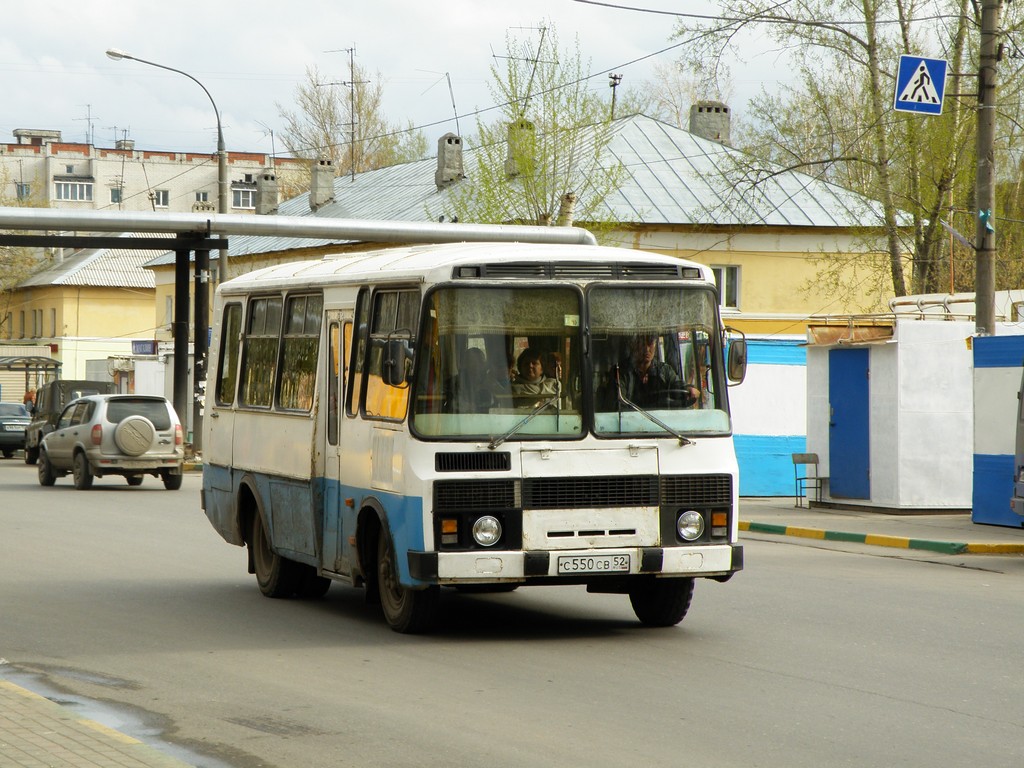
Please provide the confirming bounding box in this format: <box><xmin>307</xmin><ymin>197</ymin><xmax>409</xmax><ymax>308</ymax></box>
<box><xmin>557</xmin><ymin>554</ymin><xmax>630</xmax><ymax>574</ymax></box>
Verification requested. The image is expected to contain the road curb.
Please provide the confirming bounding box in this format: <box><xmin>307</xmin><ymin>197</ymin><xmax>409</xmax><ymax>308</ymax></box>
<box><xmin>738</xmin><ymin>520</ymin><xmax>1024</xmax><ymax>555</ymax></box>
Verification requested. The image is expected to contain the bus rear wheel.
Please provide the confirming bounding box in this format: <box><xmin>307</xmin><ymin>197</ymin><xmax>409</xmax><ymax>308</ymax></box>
<box><xmin>251</xmin><ymin>513</ymin><xmax>300</xmax><ymax>598</ymax></box>
<box><xmin>629</xmin><ymin>577</ymin><xmax>694</xmax><ymax>627</ymax></box>
<box><xmin>376</xmin><ymin>529</ymin><xmax>438</xmax><ymax>634</ymax></box>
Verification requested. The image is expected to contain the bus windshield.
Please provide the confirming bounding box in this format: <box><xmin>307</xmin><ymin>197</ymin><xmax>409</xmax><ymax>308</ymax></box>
<box><xmin>589</xmin><ymin>285</ymin><xmax>731</xmax><ymax>436</ymax></box>
<box><xmin>412</xmin><ymin>285</ymin><xmax>584</xmax><ymax>438</ymax></box>
<box><xmin>412</xmin><ymin>282</ymin><xmax>730</xmax><ymax>439</ymax></box>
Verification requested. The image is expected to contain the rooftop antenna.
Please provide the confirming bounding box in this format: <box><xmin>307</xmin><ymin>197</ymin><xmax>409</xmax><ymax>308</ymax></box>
<box><xmin>75</xmin><ymin>104</ymin><xmax>98</xmax><ymax>145</ymax></box>
<box><xmin>256</xmin><ymin>121</ymin><xmax>277</xmax><ymax>169</ymax></box>
<box><xmin>493</xmin><ymin>24</ymin><xmax>554</xmax><ymax>118</ymax></box>
<box><xmin>419</xmin><ymin>70</ymin><xmax>461</xmax><ymax>136</ymax></box>
<box><xmin>322</xmin><ymin>46</ymin><xmax>367</xmax><ymax>182</ymax></box>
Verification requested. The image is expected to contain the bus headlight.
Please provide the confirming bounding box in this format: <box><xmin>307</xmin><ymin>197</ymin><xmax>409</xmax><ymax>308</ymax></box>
<box><xmin>677</xmin><ymin>510</ymin><xmax>704</xmax><ymax>541</ymax></box>
<box><xmin>472</xmin><ymin>516</ymin><xmax>503</xmax><ymax>547</ymax></box>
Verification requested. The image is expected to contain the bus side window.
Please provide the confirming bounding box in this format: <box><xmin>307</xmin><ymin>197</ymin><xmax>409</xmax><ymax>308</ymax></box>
<box><xmin>215</xmin><ymin>303</ymin><xmax>243</xmax><ymax>407</ymax></box>
<box><xmin>347</xmin><ymin>289</ymin><xmax>370</xmax><ymax>416</ymax></box>
<box><xmin>278</xmin><ymin>293</ymin><xmax>322</xmax><ymax>411</ymax></box>
<box><xmin>365</xmin><ymin>289</ymin><xmax>418</xmax><ymax>420</ymax></box>
<box><xmin>239</xmin><ymin>296</ymin><xmax>283</xmax><ymax>408</ymax></box>
<box><xmin>328</xmin><ymin>321</ymin><xmax>340</xmax><ymax>445</ymax></box>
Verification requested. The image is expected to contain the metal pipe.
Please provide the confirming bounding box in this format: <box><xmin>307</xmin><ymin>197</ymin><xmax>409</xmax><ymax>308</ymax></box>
<box><xmin>0</xmin><ymin>207</ymin><xmax>599</xmax><ymax>247</ymax></box>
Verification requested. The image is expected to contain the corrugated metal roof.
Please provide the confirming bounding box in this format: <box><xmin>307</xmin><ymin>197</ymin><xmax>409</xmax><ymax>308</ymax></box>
<box><xmin>22</xmin><ymin>232</ymin><xmax>168</xmax><ymax>289</ymax></box>
<box><xmin>147</xmin><ymin>114</ymin><xmax>897</xmax><ymax>265</ymax></box>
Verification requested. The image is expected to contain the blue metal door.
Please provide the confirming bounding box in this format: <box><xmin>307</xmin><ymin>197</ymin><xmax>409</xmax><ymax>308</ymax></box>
<box><xmin>828</xmin><ymin>348</ymin><xmax>870</xmax><ymax>499</ymax></box>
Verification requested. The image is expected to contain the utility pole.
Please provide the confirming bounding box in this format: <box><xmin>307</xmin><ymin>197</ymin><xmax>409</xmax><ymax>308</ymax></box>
<box><xmin>609</xmin><ymin>73</ymin><xmax>623</xmax><ymax>119</ymax></box>
<box><xmin>975</xmin><ymin>1</ymin><xmax>1002</xmax><ymax>335</ymax></box>
<box><xmin>324</xmin><ymin>47</ymin><xmax>366</xmax><ymax>182</ymax></box>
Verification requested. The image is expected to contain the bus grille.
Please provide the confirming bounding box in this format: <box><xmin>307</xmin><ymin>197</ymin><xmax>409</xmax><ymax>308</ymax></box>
<box><xmin>523</xmin><ymin>475</ymin><xmax>660</xmax><ymax>509</ymax></box>
<box><xmin>435</xmin><ymin>452</ymin><xmax>511</xmax><ymax>472</ymax></box>
<box><xmin>660</xmin><ymin>474</ymin><xmax>732</xmax><ymax>506</ymax></box>
<box><xmin>433</xmin><ymin>474</ymin><xmax>732</xmax><ymax>513</ymax></box>
<box><xmin>460</xmin><ymin>262</ymin><xmax>689</xmax><ymax>280</ymax></box>
<box><xmin>434</xmin><ymin>480</ymin><xmax>518</xmax><ymax>511</ymax></box>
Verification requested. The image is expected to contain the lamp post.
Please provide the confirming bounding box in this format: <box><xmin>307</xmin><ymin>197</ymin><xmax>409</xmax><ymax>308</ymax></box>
<box><xmin>106</xmin><ymin>49</ymin><xmax>228</xmax><ymax>221</ymax></box>
<box><xmin>106</xmin><ymin>47</ymin><xmax>225</xmax><ymax>452</ymax></box>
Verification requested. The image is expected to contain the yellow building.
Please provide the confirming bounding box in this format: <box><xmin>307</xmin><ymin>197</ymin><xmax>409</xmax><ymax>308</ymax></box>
<box><xmin>1</xmin><ymin>242</ymin><xmax>159</xmax><ymax>396</ymax></box>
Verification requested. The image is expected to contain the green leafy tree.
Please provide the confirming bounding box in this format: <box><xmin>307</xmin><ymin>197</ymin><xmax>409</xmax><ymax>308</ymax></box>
<box><xmin>447</xmin><ymin>23</ymin><xmax>626</xmax><ymax>232</ymax></box>
<box><xmin>673</xmin><ymin>0</ymin><xmax>1024</xmax><ymax>298</ymax></box>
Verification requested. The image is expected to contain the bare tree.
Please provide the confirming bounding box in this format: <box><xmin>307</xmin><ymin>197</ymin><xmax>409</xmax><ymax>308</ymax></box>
<box><xmin>277</xmin><ymin>64</ymin><xmax>427</xmax><ymax>179</ymax></box>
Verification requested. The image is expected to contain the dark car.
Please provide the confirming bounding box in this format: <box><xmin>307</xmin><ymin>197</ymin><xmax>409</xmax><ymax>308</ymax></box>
<box><xmin>0</xmin><ymin>402</ymin><xmax>31</xmax><ymax>459</ymax></box>
<box><xmin>38</xmin><ymin>394</ymin><xmax>184</xmax><ymax>490</ymax></box>
<box><xmin>24</xmin><ymin>379</ymin><xmax>115</xmax><ymax>464</ymax></box>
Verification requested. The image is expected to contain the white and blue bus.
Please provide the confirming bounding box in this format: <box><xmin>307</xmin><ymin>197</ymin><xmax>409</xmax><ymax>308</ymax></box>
<box><xmin>201</xmin><ymin>241</ymin><xmax>747</xmax><ymax>632</ymax></box>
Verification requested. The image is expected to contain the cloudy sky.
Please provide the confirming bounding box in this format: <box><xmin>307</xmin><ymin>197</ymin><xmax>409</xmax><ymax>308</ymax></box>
<box><xmin>2</xmin><ymin>1</ymin><xmax>779</xmax><ymax>157</ymax></box>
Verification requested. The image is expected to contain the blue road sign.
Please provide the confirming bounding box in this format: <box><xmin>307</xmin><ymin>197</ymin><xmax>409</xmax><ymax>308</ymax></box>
<box><xmin>894</xmin><ymin>55</ymin><xmax>948</xmax><ymax>115</ymax></box>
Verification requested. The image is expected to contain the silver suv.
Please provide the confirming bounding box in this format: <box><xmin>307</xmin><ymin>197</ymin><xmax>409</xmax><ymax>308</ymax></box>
<box><xmin>37</xmin><ymin>395</ymin><xmax>184</xmax><ymax>490</ymax></box>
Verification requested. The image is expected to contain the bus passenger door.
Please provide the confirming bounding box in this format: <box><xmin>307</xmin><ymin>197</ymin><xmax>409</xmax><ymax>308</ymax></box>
<box><xmin>322</xmin><ymin>310</ymin><xmax>352</xmax><ymax>573</ymax></box>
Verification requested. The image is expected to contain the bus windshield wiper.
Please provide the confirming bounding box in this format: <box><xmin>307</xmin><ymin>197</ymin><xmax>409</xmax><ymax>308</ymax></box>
<box><xmin>614</xmin><ymin>366</ymin><xmax>693</xmax><ymax>446</ymax></box>
<box><xmin>489</xmin><ymin>395</ymin><xmax>560</xmax><ymax>449</ymax></box>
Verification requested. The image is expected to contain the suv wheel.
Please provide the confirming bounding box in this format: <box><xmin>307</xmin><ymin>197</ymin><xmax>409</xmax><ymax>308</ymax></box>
<box><xmin>163</xmin><ymin>472</ymin><xmax>183</xmax><ymax>491</ymax></box>
<box><xmin>38</xmin><ymin>450</ymin><xmax>56</xmax><ymax>486</ymax></box>
<box><xmin>73</xmin><ymin>452</ymin><xmax>94</xmax><ymax>490</ymax></box>
<box><xmin>24</xmin><ymin>444</ymin><xmax>38</xmax><ymax>465</ymax></box>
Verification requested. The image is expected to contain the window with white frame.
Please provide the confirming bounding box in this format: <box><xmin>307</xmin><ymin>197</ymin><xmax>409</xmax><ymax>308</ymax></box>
<box><xmin>110</xmin><ymin>187</ymin><xmax>122</xmax><ymax>204</ymax></box>
<box><xmin>232</xmin><ymin>188</ymin><xmax>256</xmax><ymax>209</ymax></box>
<box><xmin>50</xmin><ymin>308</ymin><xmax>57</xmax><ymax>337</ymax></box>
<box><xmin>153</xmin><ymin>189</ymin><xmax>170</xmax><ymax>207</ymax></box>
<box><xmin>195</xmin><ymin>191</ymin><xmax>209</xmax><ymax>203</ymax></box>
<box><xmin>711</xmin><ymin>266</ymin><xmax>740</xmax><ymax>309</ymax></box>
<box><xmin>15</xmin><ymin>183</ymin><xmax>30</xmax><ymax>200</ymax></box>
<box><xmin>55</xmin><ymin>181</ymin><xmax>93</xmax><ymax>201</ymax></box>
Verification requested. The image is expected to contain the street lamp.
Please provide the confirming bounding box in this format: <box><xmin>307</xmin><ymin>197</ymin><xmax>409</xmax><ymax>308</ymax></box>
<box><xmin>105</xmin><ymin>48</ymin><xmax>229</xmax><ymax>222</ymax></box>
<box><xmin>106</xmin><ymin>47</ymin><xmax>225</xmax><ymax>453</ymax></box>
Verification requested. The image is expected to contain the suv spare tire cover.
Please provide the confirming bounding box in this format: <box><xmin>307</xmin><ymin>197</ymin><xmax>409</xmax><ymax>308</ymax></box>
<box><xmin>114</xmin><ymin>416</ymin><xmax>157</xmax><ymax>456</ymax></box>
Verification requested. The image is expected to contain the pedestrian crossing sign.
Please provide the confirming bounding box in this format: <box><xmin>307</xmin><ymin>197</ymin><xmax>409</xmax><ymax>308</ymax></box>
<box><xmin>894</xmin><ymin>55</ymin><xmax>948</xmax><ymax>115</ymax></box>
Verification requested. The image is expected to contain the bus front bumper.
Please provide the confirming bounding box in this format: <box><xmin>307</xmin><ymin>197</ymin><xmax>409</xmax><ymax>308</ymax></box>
<box><xmin>408</xmin><ymin>543</ymin><xmax>742</xmax><ymax>583</ymax></box>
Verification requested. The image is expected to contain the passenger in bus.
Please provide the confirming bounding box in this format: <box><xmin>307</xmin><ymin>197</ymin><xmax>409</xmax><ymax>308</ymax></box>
<box><xmin>443</xmin><ymin>347</ymin><xmax>495</xmax><ymax>413</ymax></box>
<box><xmin>613</xmin><ymin>335</ymin><xmax>699</xmax><ymax>409</ymax></box>
<box><xmin>511</xmin><ymin>347</ymin><xmax>560</xmax><ymax>408</ymax></box>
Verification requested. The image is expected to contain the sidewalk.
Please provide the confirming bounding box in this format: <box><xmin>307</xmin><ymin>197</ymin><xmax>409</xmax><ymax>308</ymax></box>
<box><xmin>0</xmin><ymin>681</ymin><xmax>192</xmax><ymax>768</ymax></box>
<box><xmin>739</xmin><ymin>497</ymin><xmax>1024</xmax><ymax>555</ymax></box>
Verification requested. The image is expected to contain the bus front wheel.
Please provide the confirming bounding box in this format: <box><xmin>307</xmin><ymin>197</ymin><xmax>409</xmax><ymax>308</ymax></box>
<box><xmin>376</xmin><ymin>530</ymin><xmax>438</xmax><ymax>634</ymax></box>
<box><xmin>629</xmin><ymin>577</ymin><xmax>694</xmax><ymax>627</ymax></box>
<box><xmin>251</xmin><ymin>513</ymin><xmax>300</xmax><ymax>598</ymax></box>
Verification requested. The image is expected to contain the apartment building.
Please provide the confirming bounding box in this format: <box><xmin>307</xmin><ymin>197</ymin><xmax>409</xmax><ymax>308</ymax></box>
<box><xmin>0</xmin><ymin>128</ymin><xmax>304</xmax><ymax>213</ymax></box>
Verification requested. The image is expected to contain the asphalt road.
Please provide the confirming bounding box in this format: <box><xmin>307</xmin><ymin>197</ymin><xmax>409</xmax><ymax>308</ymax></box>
<box><xmin>1</xmin><ymin>460</ymin><xmax>1021</xmax><ymax>768</ymax></box>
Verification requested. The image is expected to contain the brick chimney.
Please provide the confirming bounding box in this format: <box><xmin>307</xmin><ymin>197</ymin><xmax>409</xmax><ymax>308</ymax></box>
<box><xmin>256</xmin><ymin>169</ymin><xmax>279</xmax><ymax>215</ymax></box>
<box><xmin>435</xmin><ymin>133</ymin><xmax>465</xmax><ymax>190</ymax></box>
<box><xmin>689</xmin><ymin>101</ymin><xmax>731</xmax><ymax>145</ymax></box>
<box><xmin>309</xmin><ymin>158</ymin><xmax>335</xmax><ymax>211</ymax></box>
<box><xmin>505</xmin><ymin>119</ymin><xmax>536</xmax><ymax>178</ymax></box>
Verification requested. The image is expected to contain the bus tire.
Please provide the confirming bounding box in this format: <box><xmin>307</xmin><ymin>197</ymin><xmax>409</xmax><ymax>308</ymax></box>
<box><xmin>376</xmin><ymin>529</ymin><xmax>438</xmax><ymax>634</ymax></box>
<box><xmin>629</xmin><ymin>577</ymin><xmax>694</xmax><ymax>627</ymax></box>
<box><xmin>295</xmin><ymin>564</ymin><xmax>331</xmax><ymax>599</ymax></box>
<box><xmin>251</xmin><ymin>513</ymin><xmax>300</xmax><ymax>598</ymax></box>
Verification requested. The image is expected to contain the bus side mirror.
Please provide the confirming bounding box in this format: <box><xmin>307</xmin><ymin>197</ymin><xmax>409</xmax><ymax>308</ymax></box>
<box><xmin>383</xmin><ymin>339</ymin><xmax>410</xmax><ymax>387</ymax></box>
<box><xmin>727</xmin><ymin>338</ymin><xmax>747</xmax><ymax>383</ymax></box>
